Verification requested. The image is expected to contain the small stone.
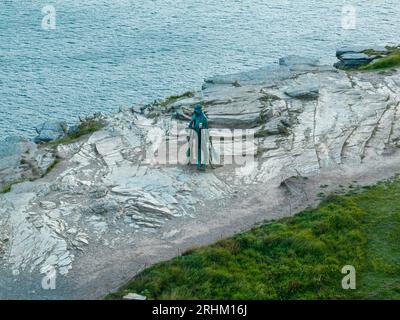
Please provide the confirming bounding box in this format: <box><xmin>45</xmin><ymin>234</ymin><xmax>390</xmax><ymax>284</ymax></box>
<box><xmin>123</xmin><ymin>293</ymin><xmax>147</xmax><ymax>300</ymax></box>
<box><xmin>77</xmin><ymin>237</ymin><xmax>89</xmax><ymax>245</ymax></box>
<box><xmin>67</xmin><ymin>228</ymin><xmax>78</xmax><ymax>234</ymax></box>
<box><xmin>34</xmin><ymin>121</ymin><xmax>68</xmax><ymax>143</ymax></box>
<box><xmin>285</xmin><ymin>86</ymin><xmax>319</xmax><ymax>99</ymax></box>
<box><xmin>40</xmin><ymin>201</ymin><xmax>57</xmax><ymax>210</ymax></box>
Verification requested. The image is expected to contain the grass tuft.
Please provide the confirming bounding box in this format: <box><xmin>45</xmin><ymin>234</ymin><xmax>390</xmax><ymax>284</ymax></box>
<box><xmin>0</xmin><ymin>184</ymin><xmax>12</xmax><ymax>194</ymax></box>
<box><xmin>42</xmin><ymin>158</ymin><xmax>60</xmax><ymax>177</ymax></box>
<box><xmin>159</xmin><ymin>92</ymin><xmax>194</xmax><ymax>108</ymax></box>
<box><xmin>361</xmin><ymin>53</ymin><xmax>400</xmax><ymax>71</ymax></box>
<box><xmin>50</xmin><ymin>117</ymin><xmax>105</xmax><ymax>146</ymax></box>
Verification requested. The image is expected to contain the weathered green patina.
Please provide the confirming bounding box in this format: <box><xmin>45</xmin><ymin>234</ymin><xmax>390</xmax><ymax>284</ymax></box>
<box><xmin>188</xmin><ymin>104</ymin><xmax>209</xmax><ymax>170</ymax></box>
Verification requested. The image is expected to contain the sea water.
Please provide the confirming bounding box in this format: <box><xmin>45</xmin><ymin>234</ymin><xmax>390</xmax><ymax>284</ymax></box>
<box><xmin>0</xmin><ymin>0</ymin><xmax>399</xmax><ymax>138</ymax></box>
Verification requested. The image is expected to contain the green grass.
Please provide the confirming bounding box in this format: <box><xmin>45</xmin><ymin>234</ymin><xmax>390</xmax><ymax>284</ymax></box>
<box><xmin>42</xmin><ymin>158</ymin><xmax>60</xmax><ymax>177</ymax></box>
<box><xmin>255</xmin><ymin>127</ymin><xmax>270</xmax><ymax>138</ymax></box>
<box><xmin>50</xmin><ymin>119</ymin><xmax>105</xmax><ymax>146</ymax></box>
<box><xmin>0</xmin><ymin>184</ymin><xmax>12</xmax><ymax>194</ymax></box>
<box><xmin>159</xmin><ymin>91</ymin><xmax>194</xmax><ymax>108</ymax></box>
<box><xmin>107</xmin><ymin>177</ymin><xmax>400</xmax><ymax>300</ymax></box>
<box><xmin>340</xmin><ymin>46</ymin><xmax>400</xmax><ymax>72</ymax></box>
<box><xmin>361</xmin><ymin>53</ymin><xmax>400</xmax><ymax>71</ymax></box>
<box><xmin>362</xmin><ymin>49</ymin><xmax>387</xmax><ymax>57</ymax></box>
<box><xmin>359</xmin><ymin>46</ymin><xmax>400</xmax><ymax>71</ymax></box>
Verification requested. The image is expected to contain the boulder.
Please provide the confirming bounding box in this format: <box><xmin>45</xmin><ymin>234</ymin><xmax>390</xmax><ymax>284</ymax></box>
<box><xmin>34</xmin><ymin>121</ymin><xmax>68</xmax><ymax>143</ymax></box>
<box><xmin>334</xmin><ymin>53</ymin><xmax>375</xmax><ymax>69</ymax></box>
<box><xmin>279</xmin><ymin>55</ymin><xmax>320</xmax><ymax>69</ymax></box>
<box><xmin>123</xmin><ymin>293</ymin><xmax>147</xmax><ymax>300</ymax></box>
<box><xmin>336</xmin><ymin>46</ymin><xmax>387</xmax><ymax>59</ymax></box>
<box><xmin>334</xmin><ymin>46</ymin><xmax>389</xmax><ymax>70</ymax></box>
<box><xmin>285</xmin><ymin>86</ymin><xmax>319</xmax><ymax>100</ymax></box>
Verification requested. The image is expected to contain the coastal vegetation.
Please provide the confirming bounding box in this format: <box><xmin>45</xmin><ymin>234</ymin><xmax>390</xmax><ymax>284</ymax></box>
<box><xmin>335</xmin><ymin>46</ymin><xmax>400</xmax><ymax>71</ymax></box>
<box><xmin>0</xmin><ymin>117</ymin><xmax>105</xmax><ymax>195</ymax></box>
<box><xmin>0</xmin><ymin>159</ymin><xmax>61</xmax><ymax>194</ymax></box>
<box><xmin>49</xmin><ymin>116</ymin><xmax>106</xmax><ymax>146</ymax></box>
<box><xmin>43</xmin><ymin>158</ymin><xmax>60</xmax><ymax>177</ymax></box>
<box><xmin>159</xmin><ymin>91</ymin><xmax>194</xmax><ymax>108</ymax></box>
<box><xmin>359</xmin><ymin>46</ymin><xmax>400</xmax><ymax>71</ymax></box>
<box><xmin>107</xmin><ymin>176</ymin><xmax>400</xmax><ymax>300</ymax></box>
<box><xmin>0</xmin><ymin>184</ymin><xmax>12</xmax><ymax>194</ymax></box>
<box><xmin>360</xmin><ymin>51</ymin><xmax>400</xmax><ymax>71</ymax></box>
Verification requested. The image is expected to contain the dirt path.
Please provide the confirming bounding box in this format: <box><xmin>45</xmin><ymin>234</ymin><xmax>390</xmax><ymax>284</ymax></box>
<box><xmin>62</xmin><ymin>156</ymin><xmax>400</xmax><ymax>299</ymax></box>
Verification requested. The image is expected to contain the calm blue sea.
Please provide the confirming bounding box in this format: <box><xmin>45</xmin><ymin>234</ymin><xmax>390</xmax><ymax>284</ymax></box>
<box><xmin>1</xmin><ymin>0</ymin><xmax>399</xmax><ymax>138</ymax></box>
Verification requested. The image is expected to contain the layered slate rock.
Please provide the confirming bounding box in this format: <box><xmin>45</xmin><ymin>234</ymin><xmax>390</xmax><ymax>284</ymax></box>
<box><xmin>204</xmin><ymin>64</ymin><xmax>292</xmax><ymax>87</ymax></box>
<box><xmin>1</xmin><ymin>56</ymin><xmax>400</xmax><ymax>292</ymax></box>
<box><xmin>334</xmin><ymin>46</ymin><xmax>391</xmax><ymax>70</ymax></box>
<box><xmin>285</xmin><ymin>86</ymin><xmax>319</xmax><ymax>99</ymax></box>
<box><xmin>279</xmin><ymin>55</ymin><xmax>324</xmax><ymax>72</ymax></box>
<box><xmin>335</xmin><ymin>46</ymin><xmax>387</xmax><ymax>57</ymax></box>
<box><xmin>0</xmin><ymin>136</ymin><xmax>56</xmax><ymax>191</ymax></box>
<box><xmin>335</xmin><ymin>53</ymin><xmax>375</xmax><ymax>69</ymax></box>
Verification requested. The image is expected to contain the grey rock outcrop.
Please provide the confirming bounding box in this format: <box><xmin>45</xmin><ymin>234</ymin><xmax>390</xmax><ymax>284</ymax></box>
<box><xmin>334</xmin><ymin>46</ymin><xmax>393</xmax><ymax>70</ymax></box>
<box><xmin>1</xmin><ymin>54</ymin><xmax>400</xmax><ymax>299</ymax></box>
<box><xmin>279</xmin><ymin>55</ymin><xmax>322</xmax><ymax>72</ymax></box>
<box><xmin>34</xmin><ymin>121</ymin><xmax>68</xmax><ymax>143</ymax></box>
<box><xmin>123</xmin><ymin>293</ymin><xmax>147</xmax><ymax>300</ymax></box>
<box><xmin>285</xmin><ymin>86</ymin><xmax>319</xmax><ymax>99</ymax></box>
<box><xmin>0</xmin><ymin>136</ymin><xmax>56</xmax><ymax>191</ymax></box>
<box><xmin>334</xmin><ymin>53</ymin><xmax>375</xmax><ymax>69</ymax></box>
<box><xmin>335</xmin><ymin>46</ymin><xmax>387</xmax><ymax>58</ymax></box>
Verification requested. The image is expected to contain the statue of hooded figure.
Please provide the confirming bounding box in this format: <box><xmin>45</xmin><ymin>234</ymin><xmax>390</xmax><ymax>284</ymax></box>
<box><xmin>187</xmin><ymin>104</ymin><xmax>210</xmax><ymax>170</ymax></box>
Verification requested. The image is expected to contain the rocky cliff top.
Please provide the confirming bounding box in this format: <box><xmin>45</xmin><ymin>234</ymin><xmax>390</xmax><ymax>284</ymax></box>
<box><xmin>1</xmin><ymin>53</ymin><xmax>400</xmax><ymax>299</ymax></box>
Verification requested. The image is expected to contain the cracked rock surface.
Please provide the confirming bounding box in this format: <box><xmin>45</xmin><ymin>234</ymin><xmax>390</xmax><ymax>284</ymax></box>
<box><xmin>1</xmin><ymin>57</ymin><xmax>400</xmax><ymax>299</ymax></box>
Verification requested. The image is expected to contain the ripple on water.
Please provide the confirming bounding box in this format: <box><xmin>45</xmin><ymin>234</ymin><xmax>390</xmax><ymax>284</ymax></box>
<box><xmin>0</xmin><ymin>0</ymin><xmax>399</xmax><ymax>138</ymax></box>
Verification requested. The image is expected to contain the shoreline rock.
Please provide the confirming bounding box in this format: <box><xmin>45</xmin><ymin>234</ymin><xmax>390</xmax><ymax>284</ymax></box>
<box><xmin>334</xmin><ymin>45</ymin><xmax>399</xmax><ymax>70</ymax></box>
<box><xmin>34</xmin><ymin>121</ymin><xmax>68</xmax><ymax>143</ymax></box>
<box><xmin>1</xmin><ymin>47</ymin><xmax>400</xmax><ymax>299</ymax></box>
<box><xmin>0</xmin><ymin>136</ymin><xmax>56</xmax><ymax>191</ymax></box>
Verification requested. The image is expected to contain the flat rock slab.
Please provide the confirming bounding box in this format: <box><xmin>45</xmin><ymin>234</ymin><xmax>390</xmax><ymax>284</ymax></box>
<box><xmin>336</xmin><ymin>46</ymin><xmax>388</xmax><ymax>58</ymax></box>
<box><xmin>285</xmin><ymin>86</ymin><xmax>319</xmax><ymax>99</ymax></box>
